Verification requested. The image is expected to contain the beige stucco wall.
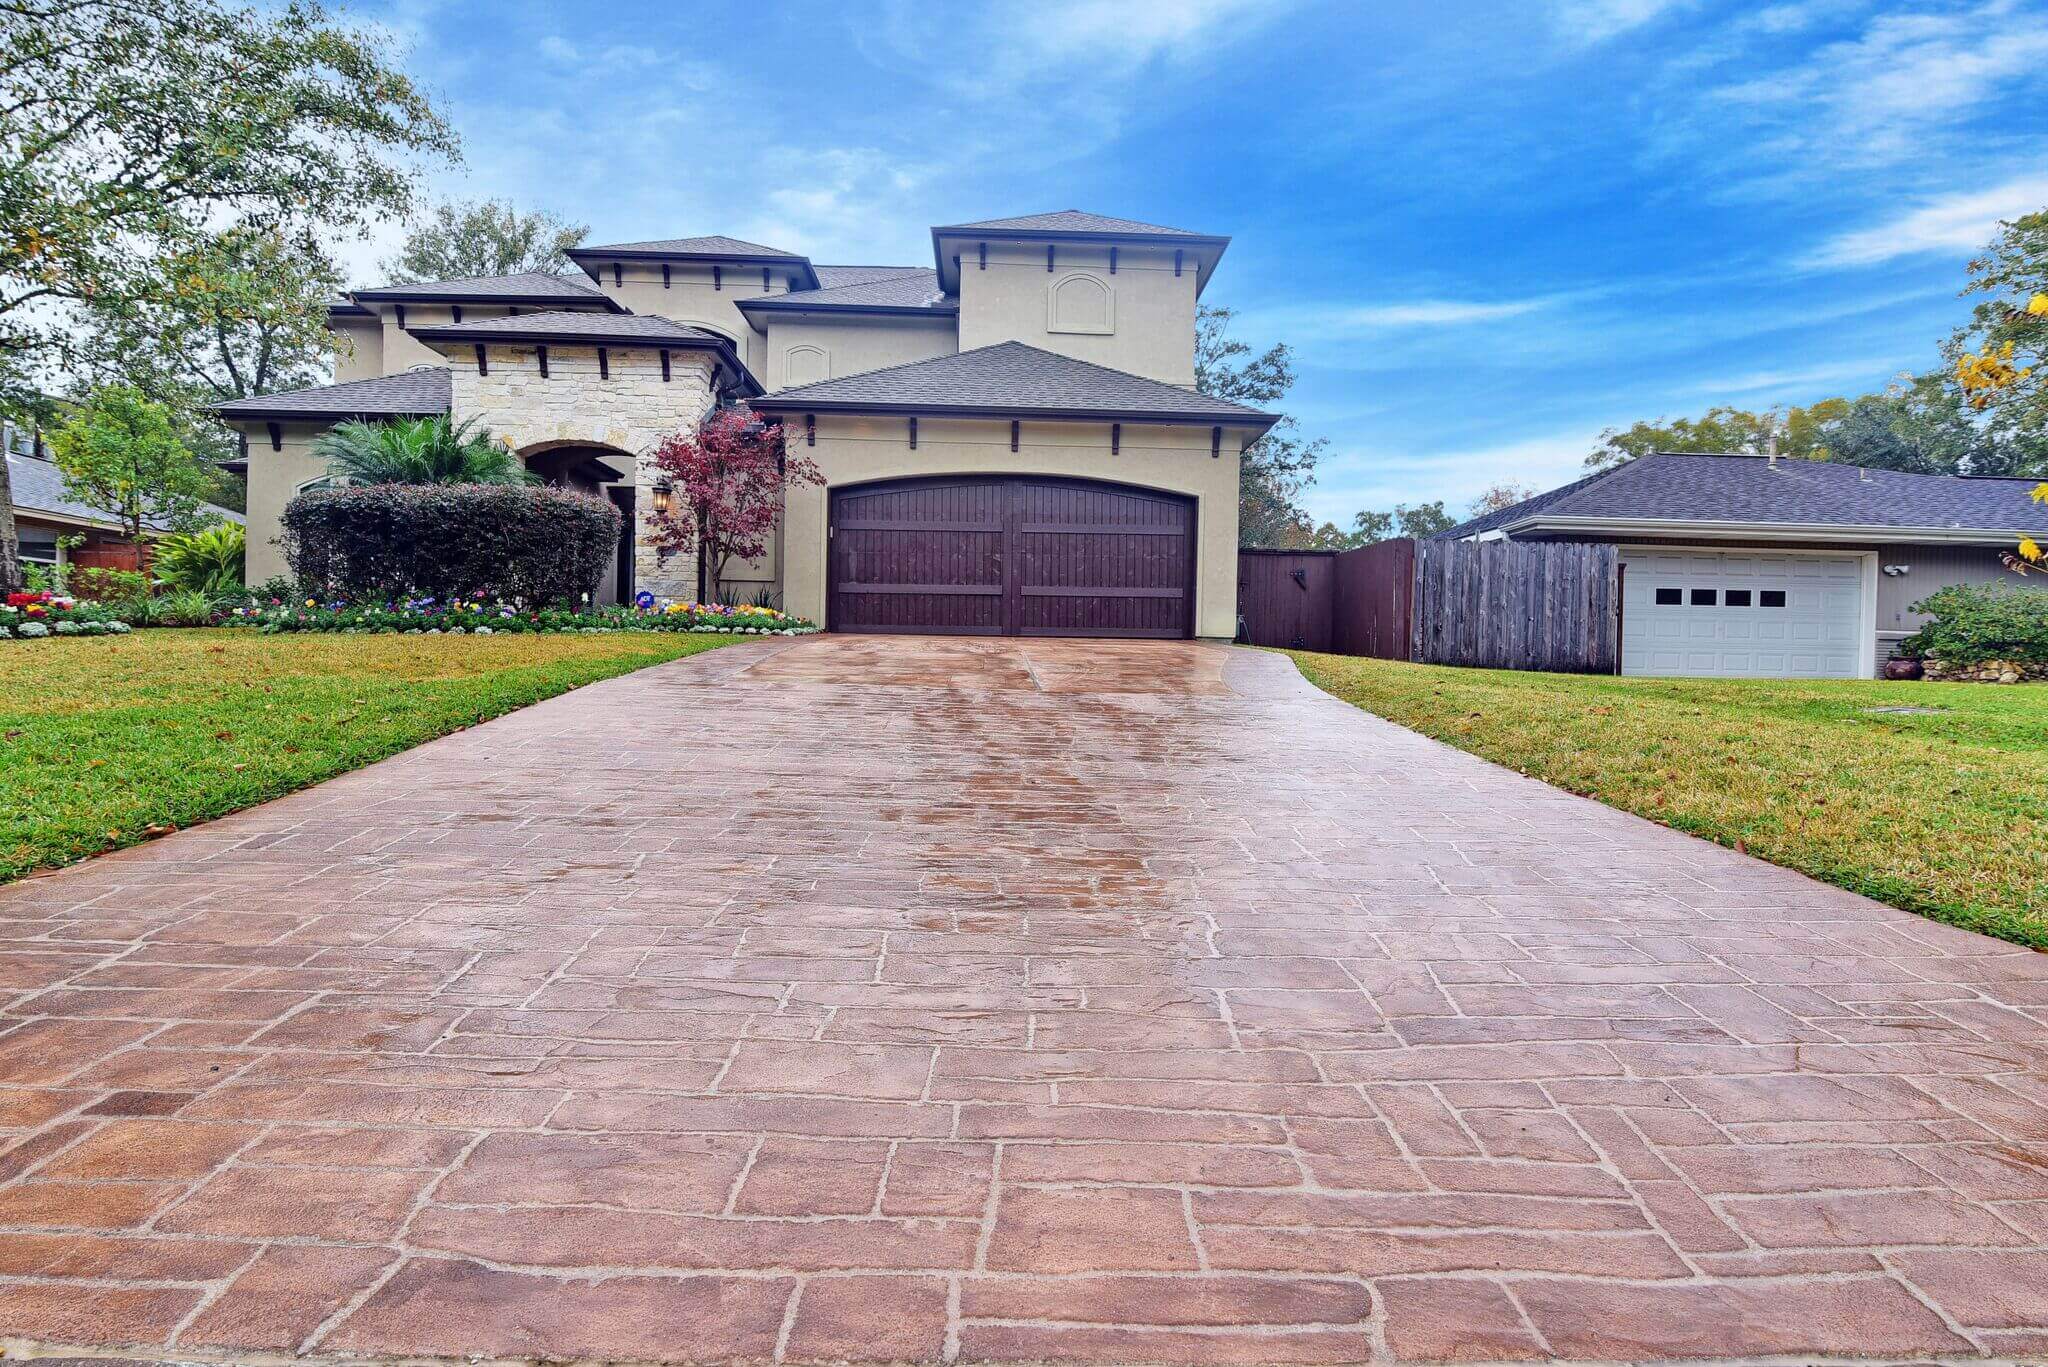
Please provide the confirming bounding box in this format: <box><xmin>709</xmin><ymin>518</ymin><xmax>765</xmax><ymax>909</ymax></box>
<box><xmin>330</xmin><ymin>321</ymin><xmax>384</xmax><ymax>383</ymax></box>
<box><xmin>597</xmin><ymin>263</ymin><xmax>788</xmax><ymax>376</ymax></box>
<box><xmin>241</xmin><ymin>424</ymin><xmax>332</xmax><ymax>585</ymax></box>
<box><xmin>780</xmin><ymin>414</ymin><xmax>1242</xmax><ymax>637</ymax></box>
<box><xmin>955</xmin><ymin>242</ymin><xmax>1197</xmax><ymax>386</ymax></box>
<box><xmin>445</xmin><ymin>342</ymin><xmax>724</xmax><ymax>601</ymax></box>
<box><xmin>760</xmin><ymin>314</ymin><xmax>957</xmax><ymax>392</ymax></box>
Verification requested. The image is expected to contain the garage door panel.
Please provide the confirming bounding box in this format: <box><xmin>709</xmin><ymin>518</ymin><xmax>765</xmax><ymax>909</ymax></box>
<box><xmin>1622</xmin><ymin>549</ymin><xmax>1864</xmax><ymax>678</ymax></box>
<box><xmin>829</xmin><ymin>477</ymin><xmax>1193</xmax><ymax>638</ymax></box>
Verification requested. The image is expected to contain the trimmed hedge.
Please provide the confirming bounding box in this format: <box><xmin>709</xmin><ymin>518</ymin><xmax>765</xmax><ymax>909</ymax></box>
<box><xmin>283</xmin><ymin>484</ymin><xmax>621</xmax><ymax>606</ymax></box>
<box><xmin>1900</xmin><ymin>582</ymin><xmax>2048</xmax><ymax>665</ymax></box>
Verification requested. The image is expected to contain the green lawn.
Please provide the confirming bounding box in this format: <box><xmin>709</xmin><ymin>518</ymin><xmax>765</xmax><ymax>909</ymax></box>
<box><xmin>0</xmin><ymin>629</ymin><xmax>738</xmax><ymax>882</ymax></box>
<box><xmin>1287</xmin><ymin>652</ymin><xmax>2048</xmax><ymax>950</ymax></box>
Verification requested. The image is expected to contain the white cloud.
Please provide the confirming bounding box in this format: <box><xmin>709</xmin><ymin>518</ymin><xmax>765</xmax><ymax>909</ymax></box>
<box><xmin>1547</xmin><ymin>0</ymin><xmax>1688</xmax><ymax>45</ymax></box>
<box><xmin>1308</xmin><ymin>429</ymin><xmax>1597</xmax><ymax>524</ymax></box>
<box><xmin>1339</xmin><ymin>298</ymin><xmax>1552</xmax><ymax>327</ymax></box>
<box><xmin>1806</xmin><ymin>174</ymin><xmax>2048</xmax><ymax>268</ymax></box>
<box><xmin>993</xmin><ymin>0</ymin><xmax>1298</xmax><ymax>68</ymax></box>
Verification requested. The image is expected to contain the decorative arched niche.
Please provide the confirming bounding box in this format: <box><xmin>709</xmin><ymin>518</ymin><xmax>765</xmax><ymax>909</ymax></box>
<box><xmin>1047</xmin><ymin>272</ymin><xmax>1114</xmax><ymax>335</ymax></box>
<box><xmin>783</xmin><ymin>344</ymin><xmax>830</xmax><ymax>387</ymax></box>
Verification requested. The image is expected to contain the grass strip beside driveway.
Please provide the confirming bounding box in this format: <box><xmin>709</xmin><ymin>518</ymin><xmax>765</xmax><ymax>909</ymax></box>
<box><xmin>0</xmin><ymin>628</ymin><xmax>737</xmax><ymax>881</ymax></box>
<box><xmin>1287</xmin><ymin>652</ymin><xmax>2048</xmax><ymax>950</ymax></box>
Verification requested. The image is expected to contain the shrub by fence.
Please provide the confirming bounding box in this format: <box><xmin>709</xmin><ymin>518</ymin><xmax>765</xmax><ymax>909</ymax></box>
<box><xmin>283</xmin><ymin>485</ymin><xmax>621</xmax><ymax>606</ymax></box>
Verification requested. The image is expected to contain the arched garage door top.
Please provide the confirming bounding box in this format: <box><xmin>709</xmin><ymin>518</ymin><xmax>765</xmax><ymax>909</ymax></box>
<box><xmin>828</xmin><ymin>476</ymin><xmax>1195</xmax><ymax>639</ymax></box>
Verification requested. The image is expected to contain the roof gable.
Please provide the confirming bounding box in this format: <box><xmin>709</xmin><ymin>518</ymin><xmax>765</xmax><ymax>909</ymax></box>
<box><xmin>751</xmin><ymin>340</ymin><xmax>1273</xmax><ymax>426</ymax></box>
<box><xmin>934</xmin><ymin>210</ymin><xmax>1202</xmax><ymax>236</ymax></box>
<box><xmin>737</xmin><ymin>269</ymin><xmax>954</xmax><ymax>317</ymax></box>
<box><xmin>9</xmin><ymin>451</ymin><xmax>241</xmax><ymax>530</ymax></box>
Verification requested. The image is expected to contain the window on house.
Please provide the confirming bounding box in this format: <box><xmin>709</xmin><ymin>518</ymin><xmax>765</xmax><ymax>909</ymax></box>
<box><xmin>1654</xmin><ymin>587</ymin><xmax>1682</xmax><ymax>606</ymax></box>
<box><xmin>1690</xmin><ymin>588</ymin><xmax>1717</xmax><ymax>606</ymax></box>
<box><xmin>15</xmin><ymin>527</ymin><xmax>58</xmax><ymax>565</ymax></box>
<box><xmin>1724</xmin><ymin>589</ymin><xmax>1753</xmax><ymax>606</ymax></box>
<box><xmin>1760</xmin><ymin>590</ymin><xmax>1787</xmax><ymax>608</ymax></box>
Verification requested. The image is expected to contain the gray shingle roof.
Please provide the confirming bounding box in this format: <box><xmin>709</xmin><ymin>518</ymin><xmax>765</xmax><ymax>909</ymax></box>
<box><xmin>752</xmin><ymin>341</ymin><xmax>1275</xmax><ymax>426</ymax></box>
<box><xmin>738</xmin><ymin>269</ymin><xmax>955</xmax><ymax>316</ymax></box>
<box><xmin>934</xmin><ymin>211</ymin><xmax>1204</xmax><ymax>237</ymax></box>
<box><xmin>1441</xmin><ymin>452</ymin><xmax>2048</xmax><ymax>539</ymax></box>
<box><xmin>576</xmin><ymin>235</ymin><xmax>803</xmax><ymax>259</ymax></box>
<box><xmin>812</xmin><ymin>265</ymin><xmax>930</xmax><ymax>288</ymax></box>
<box><xmin>9</xmin><ymin>451</ymin><xmax>241</xmax><ymax>530</ymax></box>
<box><xmin>351</xmin><ymin>270</ymin><xmax>613</xmax><ymax>306</ymax></box>
<box><xmin>213</xmin><ymin>368</ymin><xmax>452</xmax><ymax>422</ymax></box>
<box><xmin>407</xmin><ymin>310</ymin><xmax>728</xmax><ymax>345</ymax></box>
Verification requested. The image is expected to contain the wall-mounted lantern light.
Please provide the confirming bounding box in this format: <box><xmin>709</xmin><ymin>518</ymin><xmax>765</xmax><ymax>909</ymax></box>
<box><xmin>651</xmin><ymin>479</ymin><xmax>673</xmax><ymax>516</ymax></box>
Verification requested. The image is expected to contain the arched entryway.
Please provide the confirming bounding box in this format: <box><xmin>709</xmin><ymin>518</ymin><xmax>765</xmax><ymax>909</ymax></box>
<box><xmin>519</xmin><ymin>441</ymin><xmax>638</xmax><ymax>604</ymax></box>
<box><xmin>827</xmin><ymin>475</ymin><xmax>1195</xmax><ymax>638</ymax></box>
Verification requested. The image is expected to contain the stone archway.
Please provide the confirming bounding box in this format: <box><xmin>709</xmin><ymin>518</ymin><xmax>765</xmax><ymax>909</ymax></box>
<box><xmin>517</xmin><ymin>440</ymin><xmax>638</xmax><ymax>605</ymax></box>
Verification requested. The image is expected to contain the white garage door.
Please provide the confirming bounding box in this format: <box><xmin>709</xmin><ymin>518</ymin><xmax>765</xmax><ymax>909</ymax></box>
<box><xmin>1621</xmin><ymin>549</ymin><xmax>1865</xmax><ymax>678</ymax></box>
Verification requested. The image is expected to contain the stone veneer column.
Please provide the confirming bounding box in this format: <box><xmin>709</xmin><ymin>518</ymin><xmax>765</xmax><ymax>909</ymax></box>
<box><xmin>445</xmin><ymin>347</ymin><xmax>719</xmax><ymax>604</ymax></box>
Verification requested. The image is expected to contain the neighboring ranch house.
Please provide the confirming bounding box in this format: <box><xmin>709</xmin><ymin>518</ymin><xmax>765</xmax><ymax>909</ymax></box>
<box><xmin>217</xmin><ymin>212</ymin><xmax>1275</xmax><ymax>638</ymax></box>
<box><xmin>1438</xmin><ymin>452</ymin><xmax>2048</xmax><ymax>679</ymax></box>
<box><xmin>6</xmin><ymin>425</ymin><xmax>242</xmax><ymax>576</ymax></box>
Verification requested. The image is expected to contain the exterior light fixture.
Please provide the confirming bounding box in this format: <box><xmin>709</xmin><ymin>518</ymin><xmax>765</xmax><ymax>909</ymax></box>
<box><xmin>651</xmin><ymin>479</ymin><xmax>673</xmax><ymax>516</ymax></box>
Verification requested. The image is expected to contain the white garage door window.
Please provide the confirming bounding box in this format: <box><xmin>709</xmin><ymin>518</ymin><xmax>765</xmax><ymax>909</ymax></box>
<box><xmin>1621</xmin><ymin>549</ymin><xmax>1865</xmax><ymax>678</ymax></box>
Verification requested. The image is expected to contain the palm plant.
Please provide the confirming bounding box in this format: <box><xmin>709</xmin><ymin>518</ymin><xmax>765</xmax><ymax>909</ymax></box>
<box><xmin>312</xmin><ymin>415</ymin><xmax>533</xmax><ymax>486</ymax></box>
<box><xmin>154</xmin><ymin>523</ymin><xmax>245</xmax><ymax>595</ymax></box>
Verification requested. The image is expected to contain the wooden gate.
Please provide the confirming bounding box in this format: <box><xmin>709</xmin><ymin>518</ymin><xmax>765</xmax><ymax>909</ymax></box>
<box><xmin>1413</xmin><ymin>539</ymin><xmax>1619</xmax><ymax>672</ymax></box>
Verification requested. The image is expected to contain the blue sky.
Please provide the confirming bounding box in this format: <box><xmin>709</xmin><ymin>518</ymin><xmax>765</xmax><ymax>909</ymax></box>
<box><xmin>353</xmin><ymin>0</ymin><xmax>2048</xmax><ymax>525</ymax></box>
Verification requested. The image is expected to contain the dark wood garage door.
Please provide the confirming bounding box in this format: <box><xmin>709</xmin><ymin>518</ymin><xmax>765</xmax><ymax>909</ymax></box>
<box><xmin>829</xmin><ymin>477</ymin><xmax>1195</xmax><ymax>638</ymax></box>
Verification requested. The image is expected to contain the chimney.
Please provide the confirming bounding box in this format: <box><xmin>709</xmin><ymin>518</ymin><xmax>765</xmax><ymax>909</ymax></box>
<box><xmin>1766</xmin><ymin>426</ymin><xmax>1779</xmax><ymax>469</ymax></box>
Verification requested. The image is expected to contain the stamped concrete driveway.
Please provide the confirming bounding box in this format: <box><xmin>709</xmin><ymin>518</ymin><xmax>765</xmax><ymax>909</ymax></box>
<box><xmin>0</xmin><ymin>635</ymin><xmax>2045</xmax><ymax>1365</ymax></box>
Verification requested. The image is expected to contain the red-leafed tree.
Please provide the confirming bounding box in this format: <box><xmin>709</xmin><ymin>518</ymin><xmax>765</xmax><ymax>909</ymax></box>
<box><xmin>644</xmin><ymin>408</ymin><xmax>822</xmax><ymax>601</ymax></box>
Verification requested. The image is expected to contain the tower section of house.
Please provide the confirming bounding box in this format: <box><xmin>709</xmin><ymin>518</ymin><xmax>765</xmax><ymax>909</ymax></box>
<box><xmin>935</xmin><ymin>212</ymin><xmax>1225</xmax><ymax>387</ymax></box>
<box><xmin>213</xmin><ymin>208</ymin><xmax>1271</xmax><ymax>635</ymax></box>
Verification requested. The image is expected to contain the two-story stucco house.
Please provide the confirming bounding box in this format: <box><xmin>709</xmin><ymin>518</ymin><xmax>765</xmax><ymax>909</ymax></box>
<box><xmin>216</xmin><ymin>211</ymin><xmax>1275</xmax><ymax>639</ymax></box>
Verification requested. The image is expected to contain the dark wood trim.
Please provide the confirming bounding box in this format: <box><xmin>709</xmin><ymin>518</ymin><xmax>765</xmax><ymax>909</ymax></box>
<box><xmin>660</xmin><ymin>349</ymin><xmax>671</xmax><ymax>382</ymax></box>
<box><xmin>1010</xmin><ymin>420</ymin><xmax>1019</xmax><ymax>452</ymax></box>
<box><xmin>1109</xmin><ymin>246</ymin><xmax>1117</xmax><ymax>274</ymax></box>
<box><xmin>713</xmin><ymin>264</ymin><xmax>722</xmax><ymax>291</ymax></box>
<box><xmin>1046</xmin><ymin>244</ymin><xmax>1055</xmax><ymax>272</ymax></box>
<box><xmin>597</xmin><ymin>347</ymin><xmax>609</xmax><ymax>380</ymax></box>
<box><xmin>537</xmin><ymin>345</ymin><xmax>549</xmax><ymax>379</ymax></box>
<box><xmin>450</xmin><ymin>305</ymin><xmax>462</xmax><ymax>323</ymax></box>
<box><xmin>1019</xmin><ymin>522</ymin><xmax>1182</xmax><ymax>535</ymax></box>
<box><xmin>393</xmin><ymin>303</ymin><xmax>406</xmax><ymax>328</ymax></box>
<box><xmin>805</xmin><ymin>413</ymin><xmax>815</xmax><ymax>446</ymax></box>
<box><xmin>612</xmin><ymin>263</ymin><xmax>623</xmax><ymax>287</ymax></box>
<box><xmin>662</xmin><ymin>263</ymin><xmax>671</xmax><ymax>289</ymax></box>
<box><xmin>908</xmin><ymin>416</ymin><xmax>917</xmax><ymax>449</ymax></box>
<box><xmin>1174</xmin><ymin>249</ymin><xmax>1184</xmax><ymax>277</ymax></box>
<box><xmin>1211</xmin><ymin>425</ymin><xmax>1222</xmax><ymax>458</ymax></box>
<box><xmin>838</xmin><ymin>582</ymin><xmax>1002</xmax><ymax>596</ymax></box>
<box><xmin>761</xmin><ymin>267</ymin><xmax>771</xmax><ymax>292</ymax></box>
<box><xmin>978</xmin><ymin>242</ymin><xmax>986</xmax><ymax>270</ymax></box>
<box><xmin>474</xmin><ymin>345</ymin><xmax>488</xmax><ymax>376</ymax></box>
<box><xmin>1111</xmin><ymin>423</ymin><xmax>1120</xmax><ymax>456</ymax></box>
<box><xmin>266</xmin><ymin>422</ymin><xmax>281</xmax><ymax>452</ymax></box>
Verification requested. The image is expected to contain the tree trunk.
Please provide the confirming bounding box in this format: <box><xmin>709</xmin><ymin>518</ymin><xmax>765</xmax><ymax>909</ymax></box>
<box><xmin>0</xmin><ymin>447</ymin><xmax>19</xmax><ymax>595</ymax></box>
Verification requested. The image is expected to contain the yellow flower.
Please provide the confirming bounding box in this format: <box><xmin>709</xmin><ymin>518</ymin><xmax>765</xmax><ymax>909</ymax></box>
<box><xmin>304</xmin><ymin>598</ymin><xmax>316</xmax><ymax>607</ymax></box>
<box><xmin>2033</xmin><ymin>482</ymin><xmax>2048</xmax><ymax>505</ymax></box>
<box><xmin>2021</xmin><ymin>537</ymin><xmax>2045</xmax><ymax>563</ymax></box>
<box><xmin>2029</xmin><ymin>293</ymin><xmax>2048</xmax><ymax>316</ymax></box>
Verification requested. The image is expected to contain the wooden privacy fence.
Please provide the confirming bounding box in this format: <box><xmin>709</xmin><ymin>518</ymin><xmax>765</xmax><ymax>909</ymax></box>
<box><xmin>1412</xmin><ymin>539</ymin><xmax>1618</xmax><ymax>672</ymax></box>
<box><xmin>1238</xmin><ymin>538</ymin><xmax>1621</xmax><ymax>673</ymax></box>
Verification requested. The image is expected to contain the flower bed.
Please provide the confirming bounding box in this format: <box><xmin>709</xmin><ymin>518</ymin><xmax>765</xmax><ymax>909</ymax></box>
<box><xmin>220</xmin><ymin>595</ymin><xmax>819</xmax><ymax>637</ymax></box>
<box><xmin>2</xmin><ymin>593</ymin><xmax>135</xmax><ymax>641</ymax></box>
